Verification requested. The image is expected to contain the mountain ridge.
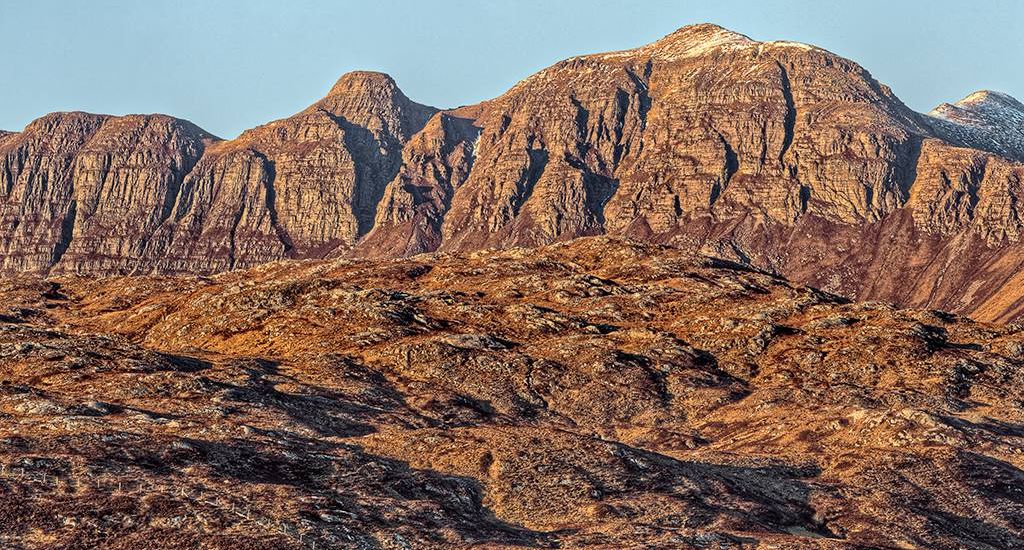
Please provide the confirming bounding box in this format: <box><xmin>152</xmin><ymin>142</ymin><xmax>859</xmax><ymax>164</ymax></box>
<box><xmin>3</xmin><ymin>24</ymin><xmax>1024</xmax><ymax>321</ymax></box>
<box><xmin>928</xmin><ymin>89</ymin><xmax>1024</xmax><ymax>161</ymax></box>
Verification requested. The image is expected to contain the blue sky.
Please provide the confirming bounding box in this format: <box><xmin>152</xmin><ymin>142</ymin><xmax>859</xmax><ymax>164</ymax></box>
<box><xmin>1</xmin><ymin>0</ymin><xmax>1021</xmax><ymax>138</ymax></box>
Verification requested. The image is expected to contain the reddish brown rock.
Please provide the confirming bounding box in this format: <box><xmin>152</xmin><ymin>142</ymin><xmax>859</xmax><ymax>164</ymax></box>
<box><xmin>3</xmin><ymin>25</ymin><xmax>1024</xmax><ymax>322</ymax></box>
<box><xmin>355</xmin><ymin>112</ymin><xmax>480</xmax><ymax>258</ymax></box>
<box><xmin>391</xmin><ymin>25</ymin><xmax>1024</xmax><ymax>321</ymax></box>
<box><xmin>0</xmin><ymin>73</ymin><xmax>437</xmax><ymax>275</ymax></box>
<box><xmin>0</xmin><ymin>113</ymin><xmax>212</xmax><ymax>274</ymax></box>
<box><xmin>144</xmin><ymin>71</ymin><xmax>439</xmax><ymax>272</ymax></box>
<box><xmin>54</xmin><ymin>115</ymin><xmax>214</xmax><ymax>274</ymax></box>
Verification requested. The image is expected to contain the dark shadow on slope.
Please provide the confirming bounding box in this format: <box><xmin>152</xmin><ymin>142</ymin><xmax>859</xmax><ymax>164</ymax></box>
<box><xmin>899</xmin><ymin>451</ymin><xmax>1024</xmax><ymax>549</ymax></box>
<box><xmin>200</xmin><ymin>438</ymin><xmax>557</xmax><ymax>547</ymax></box>
<box><xmin>513</xmin><ymin>148</ymin><xmax>550</xmax><ymax>215</ymax></box>
<box><xmin>153</xmin><ymin>352</ymin><xmax>213</xmax><ymax>373</ymax></box>
<box><xmin>211</xmin><ymin>356</ymin><xmax>418</xmax><ymax>438</ymax></box>
<box><xmin>39</xmin><ymin>432</ymin><xmax>556</xmax><ymax>549</ymax></box>
<box><xmin>320</xmin><ymin>110</ymin><xmax>405</xmax><ymax>239</ymax></box>
<box><xmin>945</xmin><ymin>417</ymin><xmax>1024</xmax><ymax>439</ymax></box>
<box><xmin>49</xmin><ymin>202</ymin><xmax>77</xmax><ymax>270</ymax></box>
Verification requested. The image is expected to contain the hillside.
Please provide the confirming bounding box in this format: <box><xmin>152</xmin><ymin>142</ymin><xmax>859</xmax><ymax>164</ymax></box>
<box><xmin>0</xmin><ymin>238</ymin><xmax>1021</xmax><ymax>548</ymax></box>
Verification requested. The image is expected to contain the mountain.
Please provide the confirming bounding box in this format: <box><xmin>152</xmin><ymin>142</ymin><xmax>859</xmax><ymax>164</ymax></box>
<box><xmin>0</xmin><ymin>113</ymin><xmax>214</xmax><ymax>273</ymax></box>
<box><xmin>3</xmin><ymin>24</ymin><xmax>1024</xmax><ymax>321</ymax></box>
<box><xmin>929</xmin><ymin>90</ymin><xmax>1024</xmax><ymax>161</ymax></box>
<box><xmin>0</xmin><ymin>72</ymin><xmax>439</xmax><ymax>274</ymax></box>
<box><xmin>1</xmin><ymin>237</ymin><xmax>1022</xmax><ymax>548</ymax></box>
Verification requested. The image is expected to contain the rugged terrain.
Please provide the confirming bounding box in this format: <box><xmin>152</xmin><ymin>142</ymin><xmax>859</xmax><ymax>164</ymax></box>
<box><xmin>3</xmin><ymin>24</ymin><xmax>1024</xmax><ymax>321</ymax></box>
<box><xmin>0</xmin><ymin>237</ymin><xmax>1021</xmax><ymax>548</ymax></box>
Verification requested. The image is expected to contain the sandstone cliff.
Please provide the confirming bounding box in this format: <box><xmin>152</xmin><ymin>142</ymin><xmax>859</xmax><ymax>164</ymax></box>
<box><xmin>0</xmin><ymin>113</ymin><xmax>213</xmax><ymax>274</ymax></box>
<box><xmin>3</xmin><ymin>25</ymin><xmax>1024</xmax><ymax>321</ymax></box>
<box><xmin>0</xmin><ymin>72</ymin><xmax>437</xmax><ymax>275</ymax></box>
<box><xmin>368</xmin><ymin>25</ymin><xmax>1024</xmax><ymax>321</ymax></box>
<box><xmin>144</xmin><ymin>72</ymin><xmax>437</xmax><ymax>273</ymax></box>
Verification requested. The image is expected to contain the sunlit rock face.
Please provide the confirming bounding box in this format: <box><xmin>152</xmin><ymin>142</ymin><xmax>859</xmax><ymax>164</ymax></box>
<box><xmin>3</xmin><ymin>25</ymin><xmax>1024</xmax><ymax>321</ymax></box>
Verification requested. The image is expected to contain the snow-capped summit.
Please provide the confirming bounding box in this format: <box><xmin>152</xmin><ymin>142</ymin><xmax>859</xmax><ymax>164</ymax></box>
<box><xmin>929</xmin><ymin>90</ymin><xmax>1024</xmax><ymax>162</ymax></box>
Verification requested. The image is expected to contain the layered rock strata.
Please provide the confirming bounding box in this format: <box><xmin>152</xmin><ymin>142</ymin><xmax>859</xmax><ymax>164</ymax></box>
<box><xmin>3</xmin><ymin>25</ymin><xmax>1024</xmax><ymax>320</ymax></box>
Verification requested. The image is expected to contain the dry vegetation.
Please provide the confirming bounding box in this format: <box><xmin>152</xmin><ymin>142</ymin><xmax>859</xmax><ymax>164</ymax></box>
<box><xmin>0</xmin><ymin>237</ymin><xmax>1021</xmax><ymax>548</ymax></box>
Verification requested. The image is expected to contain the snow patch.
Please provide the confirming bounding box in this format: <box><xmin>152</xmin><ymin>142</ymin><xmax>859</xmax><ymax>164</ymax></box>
<box><xmin>470</xmin><ymin>134</ymin><xmax>481</xmax><ymax>160</ymax></box>
<box><xmin>928</xmin><ymin>90</ymin><xmax>1024</xmax><ymax>161</ymax></box>
<box><xmin>767</xmin><ymin>41</ymin><xmax>819</xmax><ymax>52</ymax></box>
<box><xmin>595</xmin><ymin>24</ymin><xmax>754</xmax><ymax>63</ymax></box>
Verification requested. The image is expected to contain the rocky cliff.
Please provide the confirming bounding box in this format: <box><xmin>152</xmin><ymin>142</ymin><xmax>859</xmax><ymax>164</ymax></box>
<box><xmin>0</xmin><ymin>72</ymin><xmax>437</xmax><ymax>275</ymax></box>
<box><xmin>929</xmin><ymin>90</ymin><xmax>1024</xmax><ymax>162</ymax></box>
<box><xmin>3</xmin><ymin>24</ymin><xmax>1024</xmax><ymax>321</ymax></box>
<box><xmin>0</xmin><ymin>113</ymin><xmax>213</xmax><ymax>274</ymax></box>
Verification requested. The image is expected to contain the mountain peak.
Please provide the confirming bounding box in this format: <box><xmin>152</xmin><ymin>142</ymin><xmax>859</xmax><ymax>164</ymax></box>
<box><xmin>931</xmin><ymin>89</ymin><xmax>1024</xmax><ymax>122</ymax></box>
<box><xmin>657</xmin><ymin>23</ymin><xmax>752</xmax><ymax>45</ymax></box>
<box><xmin>17</xmin><ymin>111</ymin><xmax>214</xmax><ymax>141</ymax></box>
<box><xmin>300</xmin><ymin>71</ymin><xmax>437</xmax><ymax>142</ymax></box>
<box><xmin>327</xmin><ymin>70</ymin><xmax>399</xmax><ymax>98</ymax></box>
<box><xmin>956</xmin><ymin>90</ymin><xmax>1024</xmax><ymax>111</ymax></box>
<box><xmin>652</xmin><ymin>24</ymin><xmax>825</xmax><ymax>56</ymax></box>
<box><xmin>928</xmin><ymin>90</ymin><xmax>1024</xmax><ymax>162</ymax></box>
<box><xmin>641</xmin><ymin>23</ymin><xmax>754</xmax><ymax>59</ymax></box>
<box><xmin>572</xmin><ymin>23</ymin><xmax>830</xmax><ymax>69</ymax></box>
<box><xmin>24</xmin><ymin>110</ymin><xmax>106</xmax><ymax>129</ymax></box>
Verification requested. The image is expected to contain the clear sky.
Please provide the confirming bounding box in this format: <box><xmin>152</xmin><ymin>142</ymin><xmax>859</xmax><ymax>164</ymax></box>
<box><xmin>1</xmin><ymin>0</ymin><xmax>1021</xmax><ymax>138</ymax></box>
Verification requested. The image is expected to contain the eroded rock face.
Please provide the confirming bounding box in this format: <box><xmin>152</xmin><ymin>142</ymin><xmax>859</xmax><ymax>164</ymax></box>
<box><xmin>141</xmin><ymin>71</ymin><xmax>438</xmax><ymax>273</ymax></box>
<box><xmin>3</xmin><ymin>25</ymin><xmax>1024</xmax><ymax>321</ymax></box>
<box><xmin>53</xmin><ymin>115</ymin><xmax>213</xmax><ymax>275</ymax></box>
<box><xmin>356</xmin><ymin>112</ymin><xmax>480</xmax><ymax>258</ymax></box>
<box><xmin>0</xmin><ymin>238</ymin><xmax>1022</xmax><ymax>548</ymax></box>
<box><xmin>0</xmin><ymin>72</ymin><xmax>438</xmax><ymax>275</ymax></box>
<box><xmin>1</xmin><ymin>113</ymin><xmax>108</xmax><ymax>273</ymax></box>
<box><xmin>373</xmin><ymin>24</ymin><xmax>1024</xmax><ymax>321</ymax></box>
<box><xmin>436</xmin><ymin>24</ymin><xmax>929</xmax><ymax>250</ymax></box>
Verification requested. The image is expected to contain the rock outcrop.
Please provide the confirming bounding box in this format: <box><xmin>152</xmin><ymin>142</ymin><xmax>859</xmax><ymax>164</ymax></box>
<box><xmin>3</xmin><ymin>25</ymin><xmax>1024</xmax><ymax>321</ymax></box>
<box><xmin>368</xmin><ymin>25</ymin><xmax>1024</xmax><ymax>321</ymax></box>
<box><xmin>434</xmin><ymin>24</ymin><xmax>926</xmax><ymax>250</ymax></box>
<box><xmin>354</xmin><ymin>111</ymin><xmax>480</xmax><ymax>258</ymax></box>
<box><xmin>0</xmin><ymin>113</ymin><xmax>213</xmax><ymax>274</ymax></box>
<box><xmin>143</xmin><ymin>72</ymin><xmax>437</xmax><ymax>272</ymax></box>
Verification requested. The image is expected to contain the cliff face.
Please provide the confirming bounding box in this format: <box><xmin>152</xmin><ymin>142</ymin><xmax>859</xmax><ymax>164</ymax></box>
<box><xmin>370</xmin><ymin>25</ymin><xmax>1024</xmax><ymax>321</ymax></box>
<box><xmin>146</xmin><ymin>72</ymin><xmax>438</xmax><ymax>273</ymax></box>
<box><xmin>355</xmin><ymin>112</ymin><xmax>480</xmax><ymax>258</ymax></box>
<box><xmin>0</xmin><ymin>72</ymin><xmax>437</xmax><ymax>275</ymax></box>
<box><xmin>3</xmin><ymin>25</ymin><xmax>1024</xmax><ymax>321</ymax></box>
<box><xmin>434</xmin><ymin>25</ymin><xmax>928</xmax><ymax>251</ymax></box>
<box><xmin>0</xmin><ymin>113</ymin><xmax>213</xmax><ymax>274</ymax></box>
